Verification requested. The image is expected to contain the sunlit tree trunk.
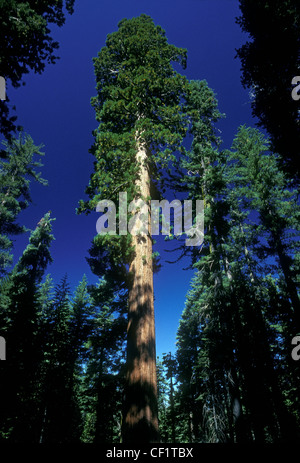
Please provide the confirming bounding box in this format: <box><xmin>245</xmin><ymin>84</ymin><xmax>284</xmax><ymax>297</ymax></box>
<box><xmin>123</xmin><ymin>138</ymin><xmax>159</xmax><ymax>443</ymax></box>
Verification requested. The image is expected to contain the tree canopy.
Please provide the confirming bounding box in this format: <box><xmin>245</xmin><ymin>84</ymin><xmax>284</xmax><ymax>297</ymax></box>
<box><xmin>0</xmin><ymin>0</ymin><xmax>75</xmax><ymax>139</ymax></box>
<box><xmin>235</xmin><ymin>0</ymin><xmax>300</xmax><ymax>181</ymax></box>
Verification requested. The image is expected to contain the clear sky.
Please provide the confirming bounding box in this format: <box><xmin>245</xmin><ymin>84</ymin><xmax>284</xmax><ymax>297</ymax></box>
<box><xmin>6</xmin><ymin>0</ymin><xmax>254</xmax><ymax>358</ymax></box>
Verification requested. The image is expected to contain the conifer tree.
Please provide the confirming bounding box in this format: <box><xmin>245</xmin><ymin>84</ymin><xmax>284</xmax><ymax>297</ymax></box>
<box><xmin>70</xmin><ymin>275</ymin><xmax>93</xmax><ymax>361</ymax></box>
<box><xmin>156</xmin><ymin>357</ymin><xmax>169</xmax><ymax>442</ymax></box>
<box><xmin>81</xmin><ymin>279</ymin><xmax>127</xmax><ymax>443</ymax></box>
<box><xmin>38</xmin><ymin>275</ymin><xmax>94</xmax><ymax>443</ymax></box>
<box><xmin>67</xmin><ymin>275</ymin><xmax>94</xmax><ymax>442</ymax></box>
<box><xmin>40</xmin><ymin>275</ymin><xmax>75</xmax><ymax>443</ymax></box>
<box><xmin>162</xmin><ymin>353</ymin><xmax>177</xmax><ymax>443</ymax></box>
<box><xmin>0</xmin><ymin>212</ymin><xmax>55</xmax><ymax>441</ymax></box>
<box><xmin>235</xmin><ymin>0</ymin><xmax>300</xmax><ymax>180</ymax></box>
<box><xmin>178</xmin><ymin>81</ymin><xmax>259</xmax><ymax>442</ymax></box>
<box><xmin>180</xmin><ymin>80</ymin><xmax>236</xmax><ymax>442</ymax></box>
<box><xmin>177</xmin><ymin>98</ymin><xmax>300</xmax><ymax>441</ymax></box>
<box><xmin>176</xmin><ymin>287</ymin><xmax>205</xmax><ymax>442</ymax></box>
<box><xmin>228</xmin><ymin>126</ymin><xmax>300</xmax><ymax>331</ymax></box>
<box><xmin>0</xmin><ymin>133</ymin><xmax>47</xmax><ymax>275</ymax></box>
<box><xmin>78</xmin><ymin>14</ymin><xmax>189</xmax><ymax>442</ymax></box>
<box><xmin>225</xmin><ymin>127</ymin><xmax>300</xmax><ymax>440</ymax></box>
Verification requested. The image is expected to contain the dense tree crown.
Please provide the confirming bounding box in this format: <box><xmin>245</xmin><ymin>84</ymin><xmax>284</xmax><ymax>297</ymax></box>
<box><xmin>78</xmin><ymin>14</ymin><xmax>188</xmax><ymax>212</ymax></box>
<box><xmin>0</xmin><ymin>0</ymin><xmax>75</xmax><ymax>139</ymax></box>
<box><xmin>0</xmin><ymin>0</ymin><xmax>75</xmax><ymax>88</ymax></box>
<box><xmin>236</xmin><ymin>0</ymin><xmax>300</xmax><ymax>181</ymax></box>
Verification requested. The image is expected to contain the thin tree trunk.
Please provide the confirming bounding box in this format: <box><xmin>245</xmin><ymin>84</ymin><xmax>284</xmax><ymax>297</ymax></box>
<box><xmin>95</xmin><ymin>346</ymin><xmax>105</xmax><ymax>443</ymax></box>
<box><xmin>123</xmin><ymin>138</ymin><xmax>159</xmax><ymax>443</ymax></box>
<box><xmin>170</xmin><ymin>368</ymin><xmax>176</xmax><ymax>443</ymax></box>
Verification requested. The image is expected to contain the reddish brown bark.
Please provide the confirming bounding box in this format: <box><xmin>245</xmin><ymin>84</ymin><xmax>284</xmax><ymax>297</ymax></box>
<box><xmin>123</xmin><ymin>139</ymin><xmax>159</xmax><ymax>443</ymax></box>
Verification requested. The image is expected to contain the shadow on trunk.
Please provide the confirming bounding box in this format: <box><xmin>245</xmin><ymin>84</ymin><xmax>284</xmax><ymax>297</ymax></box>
<box><xmin>122</xmin><ymin>269</ymin><xmax>159</xmax><ymax>443</ymax></box>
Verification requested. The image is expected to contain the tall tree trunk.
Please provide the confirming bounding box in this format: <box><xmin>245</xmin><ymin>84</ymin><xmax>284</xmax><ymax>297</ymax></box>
<box><xmin>123</xmin><ymin>138</ymin><xmax>159</xmax><ymax>443</ymax></box>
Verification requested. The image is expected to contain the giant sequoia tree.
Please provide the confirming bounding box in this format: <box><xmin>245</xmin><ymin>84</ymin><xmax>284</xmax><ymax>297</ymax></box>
<box><xmin>78</xmin><ymin>15</ymin><xmax>189</xmax><ymax>442</ymax></box>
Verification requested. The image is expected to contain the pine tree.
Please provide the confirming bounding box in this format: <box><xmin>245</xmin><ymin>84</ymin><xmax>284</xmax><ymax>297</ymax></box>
<box><xmin>228</xmin><ymin>126</ymin><xmax>300</xmax><ymax>332</ymax></box>
<box><xmin>176</xmin><ymin>284</ymin><xmax>206</xmax><ymax>442</ymax></box>
<box><xmin>37</xmin><ymin>275</ymin><xmax>95</xmax><ymax>443</ymax></box>
<box><xmin>78</xmin><ymin>14</ymin><xmax>189</xmax><ymax>442</ymax></box>
<box><xmin>178</xmin><ymin>81</ymin><xmax>267</xmax><ymax>442</ymax></box>
<box><xmin>176</xmin><ymin>79</ymin><xmax>234</xmax><ymax>443</ymax></box>
<box><xmin>35</xmin><ymin>273</ymin><xmax>55</xmax><ymax>442</ymax></box>
<box><xmin>0</xmin><ymin>133</ymin><xmax>47</xmax><ymax>275</ymax></box>
<box><xmin>80</xmin><ymin>279</ymin><xmax>127</xmax><ymax>443</ymax></box>
<box><xmin>0</xmin><ymin>212</ymin><xmax>55</xmax><ymax>441</ymax></box>
<box><xmin>156</xmin><ymin>357</ymin><xmax>169</xmax><ymax>442</ymax></box>
<box><xmin>70</xmin><ymin>275</ymin><xmax>93</xmax><ymax>361</ymax></box>
<box><xmin>40</xmin><ymin>275</ymin><xmax>75</xmax><ymax>443</ymax></box>
<box><xmin>67</xmin><ymin>275</ymin><xmax>94</xmax><ymax>442</ymax></box>
<box><xmin>162</xmin><ymin>353</ymin><xmax>178</xmax><ymax>443</ymax></box>
<box><xmin>177</xmin><ymin>106</ymin><xmax>300</xmax><ymax>441</ymax></box>
<box><xmin>224</xmin><ymin>126</ymin><xmax>300</xmax><ymax>440</ymax></box>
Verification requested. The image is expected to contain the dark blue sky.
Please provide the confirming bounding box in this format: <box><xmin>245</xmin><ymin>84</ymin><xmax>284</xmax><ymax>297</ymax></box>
<box><xmin>7</xmin><ymin>0</ymin><xmax>254</xmax><ymax>358</ymax></box>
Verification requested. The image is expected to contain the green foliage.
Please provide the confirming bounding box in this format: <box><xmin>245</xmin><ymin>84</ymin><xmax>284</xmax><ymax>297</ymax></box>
<box><xmin>39</xmin><ymin>275</ymin><xmax>81</xmax><ymax>443</ymax></box>
<box><xmin>0</xmin><ymin>133</ymin><xmax>47</xmax><ymax>275</ymax></box>
<box><xmin>78</xmin><ymin>14</ymin><xmax>191</xmax><ymax>280</ymax></box>
<box><xmin>156</xmin><ymin>357</ymin><xmax>169</xmax><ymax>441</ymax></box>
<box><xmin>236</xmin><ymin>0</ymin><xmax>300</xmax><ymax>180</ymax></box>
<box><xmin>0</xmin><ymin>0</ymin><xmax>75</xmax><ymax>138</ymax></box>
<box><xmin>173</xmin><ymin>103</ymin><xmax>300</xmax><ymax>442</ymax></box>
<box><xmin>0</xmin><ymin>0</ymin><xmax>75</xmax><ymax>88</ymax></box>
<box><xmin>0</xmin><ymin>212</ymin><xmax>55</xmax><ymax>441</ymax></box>
<box><xmin>79</xmin><ymin>279</ymin><xmax>127</xmax><ymax>443</ymax></box>
<box><xmin>227</xmin><ymin>126</ymin><xmax>300</xmax><ymax>330</ymax></box>
<box><xmin>0</xmin><ymin>8</ymin><xmax>298</xmax><ymax>445</ymax></box>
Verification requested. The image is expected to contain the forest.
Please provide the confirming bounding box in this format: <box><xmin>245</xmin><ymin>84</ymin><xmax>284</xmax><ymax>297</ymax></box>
<box><xmin>0</xmin><ymin>0</ymin><xmax>299</xmax><ymax>444</ymax></box>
